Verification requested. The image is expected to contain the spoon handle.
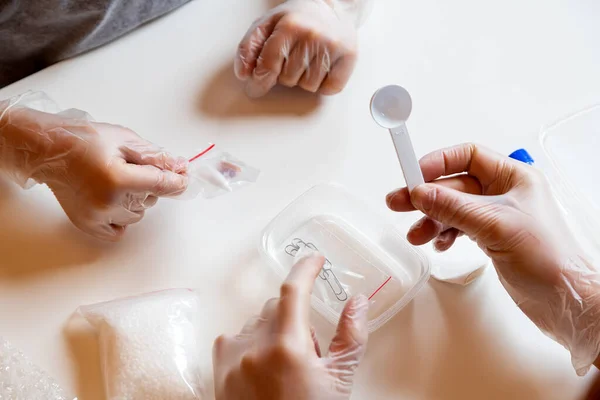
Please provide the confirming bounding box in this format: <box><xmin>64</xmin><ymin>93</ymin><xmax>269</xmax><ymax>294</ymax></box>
<box><xmin>389</xmin><ymin>122</ymin><xmax>424</xmax><ymax>191</ymax></box>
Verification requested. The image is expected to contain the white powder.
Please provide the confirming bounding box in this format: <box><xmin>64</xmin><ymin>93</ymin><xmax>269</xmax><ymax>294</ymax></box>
<box><xmin>0</xmin><ymin>336</ymin><xmax>72</xmax><ymax>400</ymax></box>
<box><xmin>80</xmin><ymin>289</ymin><xmax>204</xmax><ymax>400</ymax></box>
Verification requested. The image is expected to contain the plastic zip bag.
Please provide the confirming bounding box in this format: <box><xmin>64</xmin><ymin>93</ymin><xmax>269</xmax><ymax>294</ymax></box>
<box><xmin>78</xmin><ymin>289</ymin><xmax>204</xmax><ymax>400</ymax></box>
<box><xmin>179</xmin><ymin>143</ymin><xmax>260</xmax><ymax>199</ymax></box>
<box><xmin>0</xmin><ymin>336</ymin><xmax>74</xmax><ymax>400</ymax></box>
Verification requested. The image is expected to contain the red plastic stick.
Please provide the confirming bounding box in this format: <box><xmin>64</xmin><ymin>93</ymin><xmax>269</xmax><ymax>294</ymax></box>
<box><xmin>368</xmin><ymin>276</ymin><xmax>392</xmax><ymax>300</ymax></box>
<box><xmin>189</xmin><ymin>143</ymin><xmax>215</xmax><ymax>162</ymax></box>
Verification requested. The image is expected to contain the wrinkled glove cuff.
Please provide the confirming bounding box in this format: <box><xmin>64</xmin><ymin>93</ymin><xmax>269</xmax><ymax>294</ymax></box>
<box><xmin>0</xmin><ymin>91</ymin><xmax>73</xmax><ymax>188</ymax></box>
<box><xmin>328</xmin><ymin>0</ymin><xmax>374</xmax><ymax>27</ymax></box>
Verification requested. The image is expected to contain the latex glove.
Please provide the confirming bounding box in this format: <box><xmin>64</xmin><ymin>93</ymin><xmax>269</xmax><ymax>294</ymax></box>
<box><xmin>386</xmin><ymin>143</ymin><xmax>600</xmax><ymax>375</ymax></box>
<box><xmin>235</xmin><ymin>0</ymin><xmax>372</xmax><ymax>97</ymax></box>
<box><xmin>213</xmin><ymin>253</ymin><xmax>369</xmax><ymax>399</ymax></box>
<box><xmin>0</xmin><ymin>92</ymin><xmax>187</xmax><ymax>241</ymax></box>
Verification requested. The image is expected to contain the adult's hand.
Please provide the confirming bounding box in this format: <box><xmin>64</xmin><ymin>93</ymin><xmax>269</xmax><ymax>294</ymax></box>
<box><xmin>387</xmin><ymin>143</ymin><xmax>600</xmax><ymax>375</ymax></box>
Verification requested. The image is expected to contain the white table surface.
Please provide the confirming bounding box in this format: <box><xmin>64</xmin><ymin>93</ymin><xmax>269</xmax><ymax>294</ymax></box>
<box><xmin>1</xmin><ymin>0</ymin><xmax>600</xmax><ymax>398</ymax></box>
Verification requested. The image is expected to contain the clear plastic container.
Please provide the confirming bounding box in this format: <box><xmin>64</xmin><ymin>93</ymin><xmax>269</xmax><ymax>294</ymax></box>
<box><xmin>540</xmin><ymin>104</ymin><xmax>600</xmax><ymax>256</ymax></box>
<box><xmin>259</xmin><ymin>184</ymin><xmax>430</xmax><ymax>332</ymax></box>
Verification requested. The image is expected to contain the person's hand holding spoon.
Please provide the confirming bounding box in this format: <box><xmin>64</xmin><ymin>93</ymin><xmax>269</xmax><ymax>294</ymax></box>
<box><xmin>371</xmin><ymin>85</ymin><xmax>460</xmax><ymax>251</ymax></box>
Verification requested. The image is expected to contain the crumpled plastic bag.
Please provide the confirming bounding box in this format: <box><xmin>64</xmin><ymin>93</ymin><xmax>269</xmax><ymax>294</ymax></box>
<box><xmin>0</xmin><ymin>336</ymin><xmax>74</xmax><ymax>400</ymax></box>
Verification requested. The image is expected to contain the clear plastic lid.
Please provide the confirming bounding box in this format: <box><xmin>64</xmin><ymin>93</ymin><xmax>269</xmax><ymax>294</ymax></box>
<box><xmin>540</xmin><ymin>105</ymin><xmax>600</xmax><ymax>255</ymax></box>
<box><xmin>259</xmin><ymin>184</ymin><xmax>430</xmax><ymax>332</ymax></box>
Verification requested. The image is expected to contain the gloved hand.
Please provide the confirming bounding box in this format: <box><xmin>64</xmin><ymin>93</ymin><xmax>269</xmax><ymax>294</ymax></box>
<box><xmin>0</xmin><ymin>92</ymin><xmax>187</xmax><ymax>241</ymax></box>
<box><xmin>386</xmin><ymin>143</ymin><xmax>600</xmax><ymax>375</ymax></box>
<box><xmin>213</xmin><ymin>253</ymin><xmax>369</xmax><ymax>399</ymax></box>
<box><xmin>235</xmin><ymin>0</ymin><xmax>372</xmax><ymax>97</ymax></box>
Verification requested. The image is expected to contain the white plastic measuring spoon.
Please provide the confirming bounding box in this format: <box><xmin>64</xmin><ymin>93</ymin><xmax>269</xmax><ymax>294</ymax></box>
<box><xmin>370</xmin><ymin>85</ymin><xmax>424</xmax><ymax>191</ymax></box>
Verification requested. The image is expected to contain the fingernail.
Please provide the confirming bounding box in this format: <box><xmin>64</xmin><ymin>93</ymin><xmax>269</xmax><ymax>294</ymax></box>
<box><xmin>412</xmin><ymin>184</ymin><xmax>436</xmax><ymax>212</ymax></box>
<box><xmin>233</xmin><ymin>58</ymin><xmax>248</xmax><ymax>80</ymax></box>
<box><xmin>385</xmin><ymin>191</ymin><xmax>398</xmax><ymax>208</ymax></box>
<box><xmin>353</xmin><ymin>295</ymin><xmax>370</xmax><ymax>326</ymax></box>
<box><xmin>175</xmin><ymin>157</ymin><xmax>188</xmax><ymax>173</ymax></box>
<box><xmin>409</xmin><ymin>218</ymin><xmax>425</xmax><ymax>231</ymax></box>
<box><xmin>433</xmin><ymin>242</ymin><xmax>447</xmax><ymax>253</ymax></box>
<box><xmin>433</xmin><ymin>237</ymin><xmax>451</xmax><ymax>252</ymax></box>
<box><xmin>353</xmin><ymin>294</ymin><xmax>369</xmax><ymax>319</ymax></box>
<box><xmin>294</xmin><ymin>248</ymin><xmax>323</xmax><ymax>263</ymax></box>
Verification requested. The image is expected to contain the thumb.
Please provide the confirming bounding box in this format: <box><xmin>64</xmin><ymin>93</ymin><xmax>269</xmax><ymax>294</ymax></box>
<box><xmin>410</xmin><ymin>183</ymin><xmax>498</xmax><ymax>239</ymax></box>
<box><xmin>121</xmin><ymin>163</ymin><xmax>188</xmax><ymax>197</ymax></box>
<box><xmin>327</xmin><ymin>295</ymin><xmax>369</xmax><ymax>384</ymax></box>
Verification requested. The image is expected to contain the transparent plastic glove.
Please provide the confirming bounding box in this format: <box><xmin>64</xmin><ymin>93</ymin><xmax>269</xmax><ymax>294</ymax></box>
<box><xmin>213</xmin><ymin>253</ymin><xmax>369</xmax><ymax>399</ymax></box>
<box><xmin>0</xmin><ymin>92</ymin><xmax>188</xmax><ymax>241</ymax></box>
<box><xmin>235</xmin><ymin>0</ymin><xmax>372</xmax><ymax>97</ymax></box>
<box><xmin>386</xmin><ymin>143</ymin><xmax>600</xmax><ymax>376</ymax></box>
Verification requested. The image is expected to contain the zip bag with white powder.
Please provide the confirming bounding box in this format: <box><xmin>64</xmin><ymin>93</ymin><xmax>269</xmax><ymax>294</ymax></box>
<box><xmin>79</xmin><ymin>289</ymin><xmax>205</xmax><ymax>400</ymax></box>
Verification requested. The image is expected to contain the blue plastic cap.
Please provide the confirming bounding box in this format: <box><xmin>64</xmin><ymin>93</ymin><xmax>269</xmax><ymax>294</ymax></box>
<box><xmin>509</xmin><ymin>149</ymin><xmax>535</xmax><ymax>165</ymax></box>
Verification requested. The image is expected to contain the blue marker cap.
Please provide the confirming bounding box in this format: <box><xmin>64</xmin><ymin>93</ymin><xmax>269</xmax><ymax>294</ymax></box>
<box><xmin>509</xmin><ymin>148</ymin><xmax>534</xmax><ymax>165</ymax></box>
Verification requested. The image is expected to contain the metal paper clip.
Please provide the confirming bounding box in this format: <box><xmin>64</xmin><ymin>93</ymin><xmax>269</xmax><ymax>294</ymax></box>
<box><xmin>285</xmin><ymin>238</ymin><xmax>348</xmax><ymax>301</ymax></box>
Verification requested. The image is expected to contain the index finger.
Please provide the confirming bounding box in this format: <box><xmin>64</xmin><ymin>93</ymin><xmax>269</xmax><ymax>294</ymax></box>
<box><xmin>387</xmin><ymin>174</ymin><xmax>482</xmax><ymax>212</ymax></box>
<box><xmin>121</xmin><ymin>143</ymin><xmax>188</xmax><ymax>174</ymax></box>
<box><xmin>244</xmin><ymin>31</ymin><xmax>292</xmax><ymax>98</ymax></box>
<box><xmin>386</xmin><ymin>143</ymin><xmax>524</xmax><ymax>212</ymax></box>
<box><xmin>277</xmin><ymin>253</ymin><xmax>325</xmax><ymax>332</ymax></box>
<box><xmin>235</xmin><ymin>12</ymin><xmax>285</xmax><ymax>80</ymax></box>
<box><xmin>419</xmin><ymin>143</ymin><xmax>521</xmax><ymax>186</ymax></box>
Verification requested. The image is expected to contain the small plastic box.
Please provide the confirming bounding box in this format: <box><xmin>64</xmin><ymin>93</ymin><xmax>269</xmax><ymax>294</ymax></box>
<box><xmin>260</xmin><ymin>184</ymin><xmax>430</xmax><ymax>332</ymax></box>
<box><xmin>540</xmin><ymin>104</ymin><xmax>600</xmax><ymax>256</ymax></box>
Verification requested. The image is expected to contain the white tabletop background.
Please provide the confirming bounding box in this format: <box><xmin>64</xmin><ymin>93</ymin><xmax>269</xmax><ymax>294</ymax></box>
<box><xmin>1</xmin><ymin>0</ymin><xmax>600</xmax><ymax>398</ymax></box>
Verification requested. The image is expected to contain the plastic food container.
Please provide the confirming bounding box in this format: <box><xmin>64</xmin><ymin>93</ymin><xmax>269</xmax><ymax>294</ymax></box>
<box><xmin>539</xmin><ymin>104</ymin><xmax>600</xmax><ymax>257</ymax></box>
<box><xmin>260</xmin><ymin>184</ymin><xmax>430</xmax><ymax>332</ymax></box>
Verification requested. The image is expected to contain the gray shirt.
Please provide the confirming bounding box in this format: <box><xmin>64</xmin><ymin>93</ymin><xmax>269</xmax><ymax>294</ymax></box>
<box><xmin>0</xmin><ymin>0</ymin><xmax>191</xmax><ymax>88</ymax></box>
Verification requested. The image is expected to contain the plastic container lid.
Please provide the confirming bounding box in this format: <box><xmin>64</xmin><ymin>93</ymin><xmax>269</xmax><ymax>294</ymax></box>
<box><xmin>259</xmin><ymin>184</ymin><xmax>430</xmax><ymax>332</ymax></box>
<box><xmin>540</xmin><ymin>104</ymin><xmax>600</xmax><ymax>255</ymax></box>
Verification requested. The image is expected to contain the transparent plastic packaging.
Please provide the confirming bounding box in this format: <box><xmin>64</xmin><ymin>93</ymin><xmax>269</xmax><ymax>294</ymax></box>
<box><xmin>179</xmin><ymin>144</ymin><xmax>260</xmax><ymax>199</ymax></box>
<box><xmin>260</xmin><ymin>184</ymin><xmax>430</xmax><ymax>332</ymax></box>
<box><xmin>539</xmin><ymin>104</ymin><xmax>600</xmax><ymax>258</ymax></box>
<box><xmin>79</xmin><ymin>289</ymin><xmax>204</xmax><ymax>400</ymax></box>
<box><xmin>0</xmin><ymin>336</ymin><xmax>74</xmax><ymax>400</ymax></box>
<box><xmin>512</xmin><ymin>106</ymin><xmax>600</xmax><ymax>375</ymax></box>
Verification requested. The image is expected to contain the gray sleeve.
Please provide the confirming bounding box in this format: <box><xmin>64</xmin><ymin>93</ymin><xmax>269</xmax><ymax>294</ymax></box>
<box><xmin>0</xmin><ymin>0</ymin><xmax>191</xmax><ymax>88</ymax></box>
